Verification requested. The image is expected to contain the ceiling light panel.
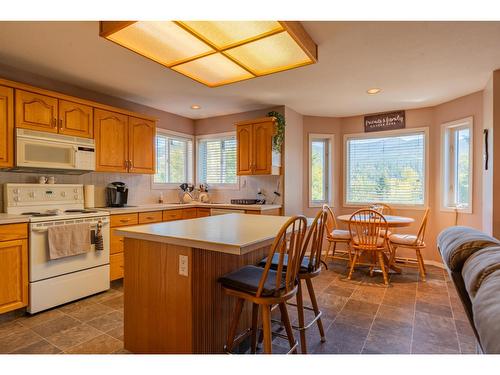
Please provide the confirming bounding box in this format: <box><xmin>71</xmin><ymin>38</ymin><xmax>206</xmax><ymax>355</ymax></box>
<box><xmin>100</xmin><ymin>21</ymin><xmax>317</xmax><ymax>87</ymax></box>
<box><xmin>106</xmin><ymin>21</ymin><xmax>214</xmax><ymax>67</ymax></box>
<box><xmin>225</xmin><ymin>31</ymin><xmax>314</xmax><ymax>76</ymax></box>
<box><xmin>178</xmin><ymin>21</ymin><xmax>284</xmax><ymax>49</ymax></box>
<box><xmin>172</xmin><ymin>53</ymin><xmax>254</xmax><ymax>87</ymax></box>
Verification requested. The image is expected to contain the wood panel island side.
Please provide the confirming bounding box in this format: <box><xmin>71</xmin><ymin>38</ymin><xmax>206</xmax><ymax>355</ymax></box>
<box><xmin>114</xmin><ymin>213</ymin><xmax>293</xmax><ymax>354</ymax></box>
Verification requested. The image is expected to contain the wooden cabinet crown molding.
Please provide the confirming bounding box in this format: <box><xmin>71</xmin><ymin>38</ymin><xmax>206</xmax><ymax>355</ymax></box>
<box><xmin>0</xmin><ymin>76</ymin><xmax>157</xmax><ymax>123</ymax></box>
<box><xmin>234</xmin><ymin>116</ymin><xmax>277</xmax><ymax>127</ymax></box>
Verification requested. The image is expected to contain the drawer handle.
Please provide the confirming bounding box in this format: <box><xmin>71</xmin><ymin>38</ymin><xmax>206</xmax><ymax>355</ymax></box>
<box><xmin>146</xmin><ymin>216</ymin><xmax>155</xmax><ymax>220</ymax></box>
<box><xmin>120</xmin><ymin>219</ymin><xmax>130</xmax><ymax>223</ymax></box>
<box><xmin>119</xmin><ymin>239</ymin><xmax>124</xmax><ymax>242</ymax></box>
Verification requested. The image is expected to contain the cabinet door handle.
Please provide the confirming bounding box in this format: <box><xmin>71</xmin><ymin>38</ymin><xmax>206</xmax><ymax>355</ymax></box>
<box><xmin>59</xmin><ymin>119</ymin><xmax>63</xmax><ymax>130</ymax></box>
<box><xmin>52</xmin><ymin>118</ymin><xmax>57</xmax><ymax>128</ymax></box>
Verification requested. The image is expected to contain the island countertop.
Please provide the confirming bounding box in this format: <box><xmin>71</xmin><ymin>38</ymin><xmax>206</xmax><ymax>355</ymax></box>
<box><xmin>114</xmin><ymin>213</ymin><xmax>293</xmax><ymax>255</ymax></box>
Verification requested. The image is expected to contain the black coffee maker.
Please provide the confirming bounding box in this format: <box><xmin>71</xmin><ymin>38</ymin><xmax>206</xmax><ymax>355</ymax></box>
<box><xmin>106</xmin><ymin>182</ymin><xmax>129</xmax><ymax>207</ymax></box>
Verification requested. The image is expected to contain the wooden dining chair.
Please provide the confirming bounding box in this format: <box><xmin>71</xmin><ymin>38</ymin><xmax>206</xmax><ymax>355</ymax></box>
<box><xmin>369</xmin><ymin>202</ymin><xmax>394</xmax><ymax>215</ymax></box>
<box><xmin>388</xmin><ymin>208</ymin><xmax>430</xmax><ymax>281</ymax></box>
<box><xmin>347</xmin><ymin>209</ymin><xmax>390</xmax><ymax>285</ymax></box>
<box><xmin>218</xmin><ymin>215</ymin><xmax>307</xmax><ymax>354</ymax></box>
<box><xmin>323</xmin><ymin>204</ymin><xmax>352</xmax><ymax>265</ymax></box>
<box><xmin>370</xmin><ymin>202</ymin><xmax>394</xmax><ymax>237</ymax></box>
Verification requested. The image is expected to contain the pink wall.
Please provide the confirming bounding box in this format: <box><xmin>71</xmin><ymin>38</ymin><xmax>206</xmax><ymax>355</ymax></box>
<box><xmin>0</xmin><ymin>63</ymin><xmax>195</xmax><ymax>134</ymax></box>
<box><xmin>194</xmin><ymin>106</ymin><xmax>284</xmax><ymax>135</ymax></box>
<box><xmin>303</xmin><ymin>91</ymin><xmax>484</xmax><ymax>263</ymax></box>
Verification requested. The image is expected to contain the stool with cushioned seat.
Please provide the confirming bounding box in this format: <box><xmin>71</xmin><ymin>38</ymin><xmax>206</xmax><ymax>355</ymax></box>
<box><xmin>257</xmin><ymin>207</ymin><xmax>328</xmax><ymax>353</ymax></box>
<box><xmin>218</xmin><ymin>215</ymin><xmax>307</xmax><ymax>354</ymax></box>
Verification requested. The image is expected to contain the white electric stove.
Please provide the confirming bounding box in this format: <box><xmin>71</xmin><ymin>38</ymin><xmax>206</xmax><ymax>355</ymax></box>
<box><xmin>4</xmin><ymin>183</ymin><xmax>110</xmax><ymax>313</ymax></box>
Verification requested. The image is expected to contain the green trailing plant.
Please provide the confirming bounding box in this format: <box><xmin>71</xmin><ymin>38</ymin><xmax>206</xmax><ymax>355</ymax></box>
<box><xmin>268</xmin><ymin>111</ymin><xmax>286</xmax><ymax>152</ymax></box>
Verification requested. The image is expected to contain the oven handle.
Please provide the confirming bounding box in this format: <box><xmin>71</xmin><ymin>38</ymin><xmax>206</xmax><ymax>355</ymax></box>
<box><xmin>32</xmin><ymin>221</ymin><xmax>109</xmax><ymax>233</ymax></box>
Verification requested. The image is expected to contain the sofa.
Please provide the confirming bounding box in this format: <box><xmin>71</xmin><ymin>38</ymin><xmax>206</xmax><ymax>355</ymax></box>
<box><xmin>438</xmin><ymin>226</ymin><xmax>500</xmax><ymax>354</ymax></box>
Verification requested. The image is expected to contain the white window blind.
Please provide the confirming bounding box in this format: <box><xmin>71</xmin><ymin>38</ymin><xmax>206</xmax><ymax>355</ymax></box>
<box><xmin>345</xmin><ymin>130</ymin><xmax>426</xmax><ymax>205</ymax></box>
<box><xmin>198</xmin><ymin>135</ymin><xmax>237</xmax><ymax>185</ymax></box>
<box><xmin>154</xmin><ymin>133</ymin><xmax>193</xmax><ymax>185</ymax></box>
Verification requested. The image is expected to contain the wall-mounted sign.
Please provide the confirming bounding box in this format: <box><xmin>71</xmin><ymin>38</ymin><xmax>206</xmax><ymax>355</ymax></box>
<box><xmin>364</xmin><ymin>110</ymin><xmax>405</xmax><ymax>132</ymax></box>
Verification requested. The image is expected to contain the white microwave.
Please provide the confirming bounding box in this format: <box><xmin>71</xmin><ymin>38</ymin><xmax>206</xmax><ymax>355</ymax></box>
<box><xmin>15</xmin><ymin>129</ymin><xmax>96</xmax><ymax>174</ymax></box>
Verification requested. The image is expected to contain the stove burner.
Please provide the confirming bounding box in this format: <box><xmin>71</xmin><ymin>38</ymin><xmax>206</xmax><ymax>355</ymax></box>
<box><xmin>65</xmin><ymin>209</ymin><xmax>99</xmax><ymax>213</ymax></box>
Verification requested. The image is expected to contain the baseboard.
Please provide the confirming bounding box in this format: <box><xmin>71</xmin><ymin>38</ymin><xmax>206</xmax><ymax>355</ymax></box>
<box><xmin>423</xmin><ymin>260</ymin><xmax>446</xmax><ymax>269</ymax></box>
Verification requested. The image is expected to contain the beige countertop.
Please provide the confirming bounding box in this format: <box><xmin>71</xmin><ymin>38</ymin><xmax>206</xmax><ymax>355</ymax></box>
<box><xmin>97</xmin><ymin>202</ymin><xmax>281</xmax><ymax>214</ymax></box>
<box><xmin>0</xmin><ymin>214</ymin><xmax>30</xmax><ymax>225</ymax></box>
<box><xmin>115</xmin><ymin>213</ymin><xmax>293</xmax><ymax>255</ymax></box>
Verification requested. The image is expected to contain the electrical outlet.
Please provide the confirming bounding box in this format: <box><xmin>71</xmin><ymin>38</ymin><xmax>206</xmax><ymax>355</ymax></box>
<box><xmin>179</xmin><ymin>255</ymin><xmax>188</xmax><ymax>277</ymax></box>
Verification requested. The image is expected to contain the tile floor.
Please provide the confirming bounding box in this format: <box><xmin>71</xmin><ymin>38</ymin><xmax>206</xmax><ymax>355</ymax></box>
<box><xmin>0</xmin><ymin>262</ymin><xmax>478</xmax><ymax>354</ymax></box>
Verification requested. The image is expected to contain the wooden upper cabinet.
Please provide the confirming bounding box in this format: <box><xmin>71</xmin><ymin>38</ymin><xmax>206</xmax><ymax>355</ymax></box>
<box><xmin>236</xmin><ymin>124</ymin><xmax>253</xmax><ymax>175</ymax></box>
<box><xmin>236</xmin><ymin>117</ymin><xmax>280</xmax><ymax>176</ymax></box>
<box><xmin>15</xmin><ymin>90</ymin><xmax>58</xmax><ymax>133</ymax></box>
<box><xmin>58</xmin><ymin>100</ymin><xmax>93</xmax><ymax>138</ymax></box>
<box><xmin>128</xmin><ymin>116</ymin><xmax>155</xmax><ymax>174</ymax></box>
<box><xmin>95</xmin><ymin>109</ymin><xmax>129</xmax><ymax>173</ymax></box>
<box><xmin>253</xmin><ymin>121</ymin><xmax>274</xmax><ymax>175</ymax></box>
<box><xmin>0</xmin><ymin>85</ymin><xmax>14</xmax><ymax>168</ymax></box>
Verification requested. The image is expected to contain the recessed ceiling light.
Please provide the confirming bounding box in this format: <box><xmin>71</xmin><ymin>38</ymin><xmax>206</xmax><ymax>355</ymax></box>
<box><xmin>191</xmin><ymin>105</ymin><xmax>201</xmax><ymax>109</ymax></box>
<box><xmin>367</xmin><ymin>88</ymin><xmax>382</xmax><ymax>95</ymax></box>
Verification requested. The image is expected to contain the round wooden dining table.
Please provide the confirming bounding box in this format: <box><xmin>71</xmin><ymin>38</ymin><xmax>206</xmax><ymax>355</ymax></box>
<box><xmin>336</xmin><ymin>214</ymin><xmax>414</xmax><ymax>227</ymax></box>
<box><xmin>336</xmin><ymin>214</ymin><xmax>415</xmax><ymax>273</ymax></box>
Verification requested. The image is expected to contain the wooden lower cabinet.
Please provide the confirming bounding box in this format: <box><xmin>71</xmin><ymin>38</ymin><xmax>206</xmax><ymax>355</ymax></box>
<box><xmin>196</xmin><ymin>208</ymin><xmax>211</xmax><ymax>218</ymax></box>
<box><xmin>163</xmin><ymin>209</ymin><xmax>183</xmax><ymax>222</ymax></box>
<box><xmin>245</xmin><ymin>209</ymin><xmax>280</xmax><ymax>216</ymax></box>
<box><xmin>182</xmin><ymin>208</ymin><xmax>197</xmax><ymax>220</ymax></box>
<box><xmin>138</xmin><ymin>211</ymin><xmax>162</xmax><ymax>224</ymax></box>
<box><xmin>0</xmin><ymin>223</ymin><xmax>28</xmax><ymax>315</ymax></box>
<box><xmin>110</xmin><ymin>252</ymin><xmax>124</xmax><ymax>281</ymax></box>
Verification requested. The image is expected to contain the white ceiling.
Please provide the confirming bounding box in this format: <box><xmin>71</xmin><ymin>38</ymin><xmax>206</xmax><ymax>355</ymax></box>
<box><xmin>0</xmin><ymin>21</ymin><xmax>499</xmax><ymax>119</ymax></box>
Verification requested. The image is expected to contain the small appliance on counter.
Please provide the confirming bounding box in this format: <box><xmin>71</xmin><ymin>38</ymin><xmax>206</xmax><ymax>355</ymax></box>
<box><xmin>106</xmin><ymin>182</ymin><xmax>129</xmax><ymax>207</ymax></box>
<box><xmin>198</xmin><ymin>184</ymin><xmax>210</xmax><ymax>203</ymax></box>
<box><xmin>178</xmin><ymin>183</ymin><xmax>194</xmax><ymax>203</ymax></box>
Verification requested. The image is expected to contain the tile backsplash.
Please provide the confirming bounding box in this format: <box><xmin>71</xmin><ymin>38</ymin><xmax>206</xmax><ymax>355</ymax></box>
<box><xmin>0</xmin><ymin>171</ymin><xmax>283</xmax><ymax>211</ymax></box>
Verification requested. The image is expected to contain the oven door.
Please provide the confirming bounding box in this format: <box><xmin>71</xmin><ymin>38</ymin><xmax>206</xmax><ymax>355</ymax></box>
<box><xmin>29</xmin><ymin>217</ymin><xmax>110</xmax><ymax>282</ymax></box>
<box><xmin>17</xmin><ymin>136</ymin><xmax>77</xmax><ymax>170</ymax></box>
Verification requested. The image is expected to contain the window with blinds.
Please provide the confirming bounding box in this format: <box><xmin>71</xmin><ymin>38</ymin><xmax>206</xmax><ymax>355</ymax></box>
<box><xmin>197</xmin><ymin>135</ymin><xmax>237</xmax><ymax>186</ymax></box>
<box><xmin>345</xmin><ymin>130</ymin><xmax>427</xmax><ymax>206</ymax></box>
<box><xmin>154</xmin><ymin>132</ymin><xmax>193</xmax><ymax>185</ymax></box>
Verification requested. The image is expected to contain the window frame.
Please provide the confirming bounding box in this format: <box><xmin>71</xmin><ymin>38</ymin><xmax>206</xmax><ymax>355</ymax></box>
<box><xmin>195</xmin><ymin>131</ymin><xmax>239</xmax><ymax>190</ymax></box>
<box><xmin>151</xmin><ymin>128</ymin><xmax>194</xmax><ymax>190</ymax></box>
<box><xmin>343</xmin><ymin>127</ymin><xmax>429</xmax><ymax>210</ymax></box>
<box><xmin>440</xmin><ymin>116</ymin><xmax>473</xmax><ymax>214</ymax></box>
<box><xmin>308</xmin><ymin>133</ymin><xmax>334</xmax><ymax>208</ymax></box>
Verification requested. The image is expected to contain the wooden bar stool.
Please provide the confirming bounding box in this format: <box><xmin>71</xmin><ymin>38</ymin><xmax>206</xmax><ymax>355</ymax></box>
<box><xmin>218</xmin><ymin>215</ymin><xmax>307</xmax><ymax>354</ymax></box>
<box><xmin>257</xmin><ymin>207</ymin><xmax>328</xmax><ymax>353</ymax></box>
<box><xmin>323</xmin><ymin>205</ymin><xmax>352</xmax><ymax>265</ymax></box>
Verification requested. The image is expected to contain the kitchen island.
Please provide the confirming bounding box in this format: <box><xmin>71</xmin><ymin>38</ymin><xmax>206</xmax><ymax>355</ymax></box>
<box><xmin>114</xmin><ymin>213</ymin><xmax>293</xmax><ymax>354</ymax></box>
